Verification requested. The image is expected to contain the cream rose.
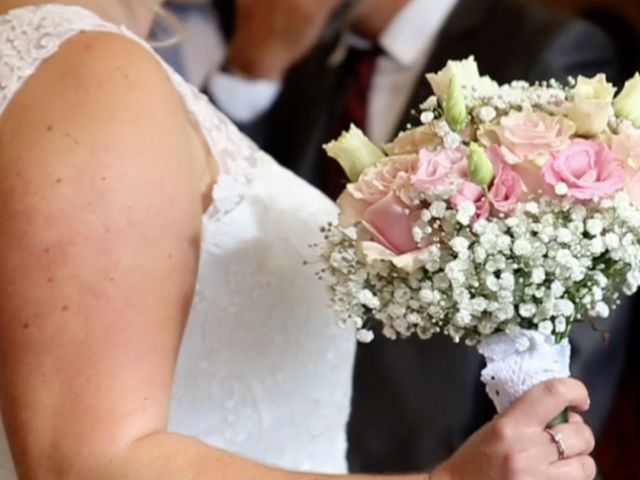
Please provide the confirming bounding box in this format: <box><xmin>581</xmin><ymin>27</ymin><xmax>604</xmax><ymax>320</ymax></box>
<box><xmin>427</xmin><ymin>56</ymin><xmax>479</xmax><ymax>99</ymax></box>
<box><xmin>384</xmin><ymin>125</ymin><xmax>442</xmax><ymax>156</ymax></box>
<box><xmin>565</xmin><ymin>74</ymin><xmax>616</xmax><ymax>137</ymax></box>
<box><xmin>479</xmin><ymin>111</ymin><xmax>576</xmax><ymax>166</ymax></box>
<box><xmin>348</xmin><ymin>154</ymin><xmax>419</xmax><ymax>204</ymax></box>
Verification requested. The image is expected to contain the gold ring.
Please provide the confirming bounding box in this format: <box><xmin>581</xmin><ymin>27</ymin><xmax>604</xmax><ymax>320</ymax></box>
<box><xmin>544</xmin><ymin>427</ymin><xmax>567</xmax><ymax>460</ymax></box>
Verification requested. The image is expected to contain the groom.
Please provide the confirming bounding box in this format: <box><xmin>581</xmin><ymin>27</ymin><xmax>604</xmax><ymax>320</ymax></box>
<box><xmin>164</xmin><ymin>0</ymin><xmax>632</xmax><ymax>473</ymax></box>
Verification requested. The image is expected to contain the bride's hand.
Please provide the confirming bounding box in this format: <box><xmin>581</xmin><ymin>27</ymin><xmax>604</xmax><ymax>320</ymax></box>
<box><xmin>433</xmin><ymin>378</ymin><xmax>596</xmax><ymax>480</ymax></box>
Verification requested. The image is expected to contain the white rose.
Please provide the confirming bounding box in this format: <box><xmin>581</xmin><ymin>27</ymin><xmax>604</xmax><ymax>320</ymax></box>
<box><xmin>565</xmin><ymin>74</ymin><xmax>616</xmax><ymax>136</ymax></box>
<box><xmin>426</xmin><ymin>56</ymin><xmax>481</xmax><ymax>99</ymax></box>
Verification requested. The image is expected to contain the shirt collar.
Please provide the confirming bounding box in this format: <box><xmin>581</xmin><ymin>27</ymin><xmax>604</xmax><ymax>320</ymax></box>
<box><xmin>379</xmin><ymin>0</ymin><xmax>459</xmax><ymax>67</ymax></box>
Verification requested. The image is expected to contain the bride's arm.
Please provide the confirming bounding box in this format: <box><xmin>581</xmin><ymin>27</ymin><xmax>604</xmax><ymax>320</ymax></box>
<box><xmin>0</xmin><ymin>31</ymin><xmax>427</xmax><ymax>480</ymax></box>
<box><xmin>0</xmin><ymin>32</ymin><xmax>595</xmax><ymax>480</ymax></box>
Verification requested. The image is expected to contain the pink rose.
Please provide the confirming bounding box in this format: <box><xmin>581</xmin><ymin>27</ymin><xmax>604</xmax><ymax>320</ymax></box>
<box><xmin>511</xmin><ymin>162</ymin><xmax>546</xmax><ymax>196</ymax></box>
<box><xmin>610</xmin><ymin>122</ymin><xmax>640</xmax><ymax>170</ymax></box>
<box><xmin>625</xmin><ymin>171</ymin><xmax>640</xmax><ymax>207</ymax></box>
<box><xmin>479</xmin><ymin>111</ymin><xmax>575</xmax><ymax>165</ymax></box>
<box><xmin>362</xmin><ymin>194</ymin><xmax>420</xmax><ymax>254</ymax></box>
<box><xmin>451</xmin><ymin>181</ymin><xmax>490</xmax><ymax>221</ymax></box>
<box><xmin>348</xmin><ymin>154</ymin><xmax>419</xmax><ymax>204</ymax></box>
<box><xmin>609</xmin><ymin>123</ymin><xmax>640</xmax><ymax>207</ymax></box>
<box><xmin>336</xmin><ymin>190</ymin><xmax>370</xmax><ymax>228</ymax></box>
<box><xmin>487</xmin><ymin>147</ymin><xmax>524</xmax><ymax>213</ymax></box>
<box><xmin>542</xmin><ymin>139</ymin><xmax>625</xmax><ymax>200</ymax></box>
<box><xmin>412</xmin><ymin>146</ymin><xmax>468</xmax><ymax>191</ymax></box>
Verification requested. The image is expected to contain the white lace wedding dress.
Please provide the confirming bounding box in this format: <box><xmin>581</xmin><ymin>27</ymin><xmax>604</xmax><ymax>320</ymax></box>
<box><xmin>0</xmin><ymin>4</ymin><xmax>355</xmax><ymax>478</ymax></box>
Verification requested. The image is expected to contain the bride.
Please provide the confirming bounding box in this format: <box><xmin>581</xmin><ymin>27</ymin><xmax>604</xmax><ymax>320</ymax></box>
<box><xmin>0</xmin><ymin>1</ymin><xmax>597</xmax><ymax>479</ymax></box>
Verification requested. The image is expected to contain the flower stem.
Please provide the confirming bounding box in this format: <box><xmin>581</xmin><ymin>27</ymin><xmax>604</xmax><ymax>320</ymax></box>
<box><xmin>547</xmin><ymin>408</ymin><xmax>569</xmax><ymax>428</ymax></box>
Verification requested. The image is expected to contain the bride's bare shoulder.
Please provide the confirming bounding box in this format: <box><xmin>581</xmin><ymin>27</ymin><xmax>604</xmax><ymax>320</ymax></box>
<box><xmin>0</xmin><ymin>29</ymin><xmax>204</xmax><ymax>271</ymax></box>
<box><xmin>0</xmin><ymin>29</ymin><xmax>199</xmax><ymax>196</ymax></box>
<box><xmin>1</xmin><ymin>30</ymin><xmax>187</xmax><ymax>150</ymax></box>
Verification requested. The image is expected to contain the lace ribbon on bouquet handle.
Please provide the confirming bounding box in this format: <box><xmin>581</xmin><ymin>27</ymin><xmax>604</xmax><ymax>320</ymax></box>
<box><xmin>477</xmin><ymin>329</ymin><xmax>571</xmax><ymax>414</ymax></box>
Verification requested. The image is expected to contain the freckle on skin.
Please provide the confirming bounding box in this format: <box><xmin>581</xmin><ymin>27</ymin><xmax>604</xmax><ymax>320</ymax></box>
<box><xmin>23</xmin><ymin>323</ymin><xmax>29</xmax><ymax>330</ymax></box>
<box><xmin>64</xmin><ymin>132</ymin><xmax>80</xmax><ymax>145</ymax></box>
<box><xmin>61</xmin><ymin>305</ymin><xmax>70</xmax><ymax>312</ymax></box>
<box><xmin>47</xmin><ymin>278</ymin><xmax>54</xmax><ymax>283</ymax></box>
<box><xmin>56</xmin><ymin>178</ymin><xmax>62</xmax><ymax>183</ymax></box>
<box><xmin>46</xmin><ymin>125</ymin><xmax>53</xmax><ymax>132</ymax></box>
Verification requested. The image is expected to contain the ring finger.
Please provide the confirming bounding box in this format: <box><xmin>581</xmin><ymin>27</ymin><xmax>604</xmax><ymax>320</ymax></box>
<box><xmin>541</xmin><ymin>423</ymin><xmax>595</xmax><ymax>464</ymax></box>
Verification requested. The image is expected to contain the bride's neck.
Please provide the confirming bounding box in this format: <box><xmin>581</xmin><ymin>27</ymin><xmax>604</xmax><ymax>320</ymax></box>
<box><xmin>0</xmin><ymin>0</ymin><xmax>160</xmax><ymax>37</ymax></box>
<box><xmin>77</xmin><ymin>0</ymin><xmax>160</xmax><ymax>36</ymax></box>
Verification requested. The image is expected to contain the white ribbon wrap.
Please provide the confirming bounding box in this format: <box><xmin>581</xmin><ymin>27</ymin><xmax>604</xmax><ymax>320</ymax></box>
<box><xmin>477</xmin><ymin>330</ymin><xmax>571</xmax><ymax>413</ymax></box>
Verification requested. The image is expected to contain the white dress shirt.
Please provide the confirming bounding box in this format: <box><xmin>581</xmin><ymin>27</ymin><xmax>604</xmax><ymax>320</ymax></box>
<box><xmin>171</xmin><ymin>0</ymin><xmax>458</xmax><ymax>142</ymax></box>
<box><xmin>368</xmin><ymin>0</ymin><xmax>458</xmax><ymax>144</ymax></box>
<box><xmin>172</xmin><ymin>5</ymin><xmax>225</xmax><ymax>88</ymax></box>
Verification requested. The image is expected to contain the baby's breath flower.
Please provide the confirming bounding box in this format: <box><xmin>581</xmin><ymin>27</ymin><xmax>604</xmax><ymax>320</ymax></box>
<box><xmin>592</xmin><ymin>301</ymin><xmax>610</xmax><ymax>318</ymax></box>
<box><xmin>586</xmin><ymin>218</ymin><xmax>604</xmax><ymax>236</ymax></box>
<box><xmin>358</xmin><ymin>289</ymin><xmax>381</xmax><ymax>309</ymax></box>
<box><xmin>554</xmin><ymin>182</ymin><xmax>569</xmax><ymax>196</ymax></box>
<box><xmin>356</xmin><ymin>329</ymin><xmax>375</xmax><ymax>343</ymax></box>
<box><xmin>430</xmin><ymin>201</ymin><xmax>447</xmax><ymax>218</ymax></box>
<box><xmin>538</xmin><ymin>321</ymin><xmax>554</xmax><ymax>335</ymax></box>
<box><xmin>519</xmin><ymin>303</ymin><xmax>537</xmax><ymax>318</ymax></box>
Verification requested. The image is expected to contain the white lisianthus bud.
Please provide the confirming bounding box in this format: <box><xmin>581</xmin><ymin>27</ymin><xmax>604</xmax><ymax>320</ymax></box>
<box><xmin>323</xmin><ymin>125</ymin><xmax>385</xmax><ymax>182</ymax></box>
<box><xmin>614</xmin><ymin>73</ymin><xmax>640</xmax><ymax>127</ymax></box>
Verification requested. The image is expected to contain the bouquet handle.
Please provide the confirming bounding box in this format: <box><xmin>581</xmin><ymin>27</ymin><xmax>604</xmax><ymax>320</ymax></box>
<box><xmin>477</xmin><ymin>330</ymin><xmax>572</xmax><ymax>423</ymax></box>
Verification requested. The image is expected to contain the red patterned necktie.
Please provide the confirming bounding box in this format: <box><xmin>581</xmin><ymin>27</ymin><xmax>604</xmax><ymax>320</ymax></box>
<box><xmin>323</xmin><ymin>47</ymin><xmax>380</xmax><ymax>200</ymax></box>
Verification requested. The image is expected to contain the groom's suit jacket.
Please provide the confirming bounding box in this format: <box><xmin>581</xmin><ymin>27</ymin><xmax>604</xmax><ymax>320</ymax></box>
<box><xmin>215</xmin><ymin>0</ymin><xmax>631</xmax><ymax>473</ymax></box>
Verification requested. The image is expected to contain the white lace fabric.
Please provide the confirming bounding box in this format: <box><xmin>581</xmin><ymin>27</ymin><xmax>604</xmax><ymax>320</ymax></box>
<box><xmin>0</xmin><ymin>4</ymin><xmax>355</xmax><ymax>478</ymax></box>
<box><xmin>477</xmin><ymin>330</ymin><xmax>571</xmax><ymax>413</ymax></box>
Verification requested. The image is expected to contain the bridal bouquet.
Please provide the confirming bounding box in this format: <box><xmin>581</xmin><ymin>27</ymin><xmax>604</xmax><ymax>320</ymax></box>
<box><xmin>319</xmin><ymin>57</ymin><xmax>640</xmax><ymax>416</ymax></box>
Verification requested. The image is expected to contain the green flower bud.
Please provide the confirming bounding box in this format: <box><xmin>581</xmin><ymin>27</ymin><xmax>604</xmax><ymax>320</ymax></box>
<box><xmin>445</xmin><ymin>75</ymin><xmax>468</xmax><ymax>132</ymax></box>
<box><xmin>323</xmin><ymin>124</ymin><xmax>385</xmax><ymax>182</ymax></box>
<box><xmin>614</xmin><ymin>73</ymin><xmax>640</xmax><ymax>127</ymax></box>
<box><xmin>467</xmin><ymin>143</ymin><xmax>494</xmax><ymax>187</ymax></box>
